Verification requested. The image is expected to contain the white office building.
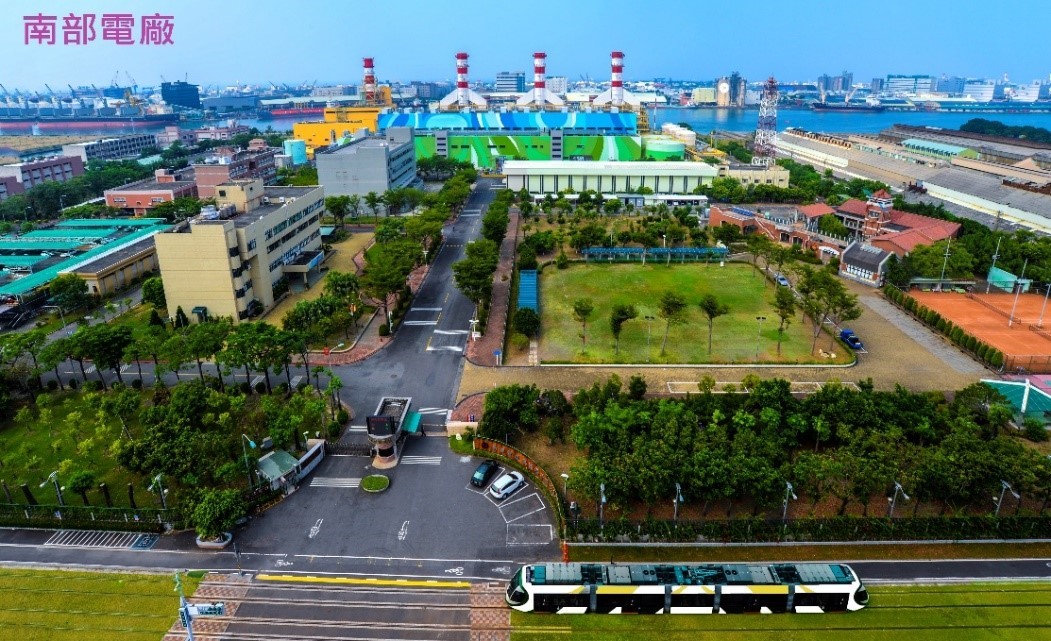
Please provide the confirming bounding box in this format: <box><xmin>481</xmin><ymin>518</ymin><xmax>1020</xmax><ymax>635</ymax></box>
<box><xmin>504</xmin><ymin>160</ymin><xmax>718</xmax><ymax>195</ymax></box>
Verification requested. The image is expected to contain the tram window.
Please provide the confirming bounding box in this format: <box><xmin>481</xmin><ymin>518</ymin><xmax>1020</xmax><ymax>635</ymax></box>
<box><xmin>535</xmin><ymin>593</ymin><xmax>589</xmax><ymax>612</ymax></box>
<box><xmin>670</xmin><ymin>594</ymin><xmax>716</xmax><ymax>608</ymax></box>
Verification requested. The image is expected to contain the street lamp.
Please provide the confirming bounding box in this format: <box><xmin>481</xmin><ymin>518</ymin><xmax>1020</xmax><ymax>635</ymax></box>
<box><xmin>148</xmin><ymin>474</ymin><xmax>168</xmax><ymax>510</ymax></box>
<box><xmin>755</xmin><ymin>316</ymin><xmax>766</xmax><ymax>360</ymax></box>
<box><xmin>469</xmin><ymin>317</ymin><xmax>479</xmax><ymax>342</ymax></box>
<box><xmin>887</xmin><ymin>481</ymin><xmax>910</xmax><ymax>519</ymax></box>
<box><xmin>673</xmin><ymin>482</ymin><xmax>684</xmax><ymax>522</ymax></box>
<box><xmin>782</xmin><ymin>481</ymin><xmax>797</xmax><ymax>524</ymax></box>
<box><xmin>644</xmin><ymin>315</ymin><xmax>655</xmax><ymax>363</ymax></box>
<box><xmin>241</xmin><ymin>434</ymin><xmax>257</xmax><ymax>489</ymax></box>
<box><xmin>40</xmin><ymin>471</ymin><xmax>64</xmax><ymax>506</ymax></box>
<box><xmin>599</xmin><ymin>483</ymin><xmax>607</xmax><ymax>533</ymax></box>
<box><xmin>994</xmin><ymin>480</ymin><xmax>1020</xmax><ymax>517</ymax></box>
<box><xmin>44</xmin><ymin>305</ymin><xmax>68</xmax><ymax>334</ymax></box>
<box><xmin>560</xmin><ymin>473</ymin><xmax>569</xmax><ymax>498</ymax></box>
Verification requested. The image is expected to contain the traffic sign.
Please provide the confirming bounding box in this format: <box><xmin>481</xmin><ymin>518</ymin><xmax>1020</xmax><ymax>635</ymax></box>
<box><xmin>493</xmin><ymin>350</ymin><xmax>501</xmax><ymax>356</ymax></box>
<box><xmin>194</xmin><ymin>602</ymin><xmax>226</xmax><ymax>616</ymax></box>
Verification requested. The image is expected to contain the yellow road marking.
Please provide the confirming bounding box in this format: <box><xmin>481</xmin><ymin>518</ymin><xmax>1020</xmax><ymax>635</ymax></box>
<box><xmin>516</xmin><ymin>627</ymin><xmax>572</xmax><ymax>635</ymax></box>
<box><xmin>256</xmin><ymin>574</ymin><xmax>470</xmax><ymax>589</ymax></box>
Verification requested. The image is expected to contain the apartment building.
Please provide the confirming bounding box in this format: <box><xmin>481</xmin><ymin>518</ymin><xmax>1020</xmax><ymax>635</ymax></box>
<box><xmin>192</xmin><ymin>141</ymin><xmax>278</xmax><ymax>199</ymax></box>
<box><xmin>61</xmin><ymin>134</ymin><xmax>157</xmax><ymax>162</ymax></box>
<box><xmin>0</xmin><ymin>155</ymin><xmax>84</xmax><ymax>190</ymax></box>
<box><xmin>154</xmin><ymin>179</ymin><xmax>325</xmax><ymax>323</ymax></box>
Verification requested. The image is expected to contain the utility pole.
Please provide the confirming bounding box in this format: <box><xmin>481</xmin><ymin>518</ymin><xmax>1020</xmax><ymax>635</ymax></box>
<box><xmin>1008</xmin><ymin>258</ymin><xmax>1028</xmax><ymax>328</ymax></box>
<box><xmin>986</xmin><ymin>236</ymin><xmax>1002</xmax><ymax>294</ymax></box>
<box><xmin>937</xmin><ymin>238</ymin><xmax>952</xmax><ymax>290</ymax></box>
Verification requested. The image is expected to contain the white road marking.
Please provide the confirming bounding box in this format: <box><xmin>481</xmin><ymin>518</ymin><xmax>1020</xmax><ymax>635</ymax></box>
<box><xmin>84</xmin><ymin>365</ymin><xmax>96</xmax><ymax>374</ymax></box>
<box><xmin>309</xmin><ymin>518</ymin><xmax>324</xmax><ymax>539</ymax></box>
<box><xmin>433</xmin><ymin>330</ymin><xmax>469</xmax><ymax>335</ymax></box>
<box><xmin>398</xmin><ymin>521</ymin><xmax>410</xmax><ymax>541</ymax></box>
<box><xmin>445</xmin><ymin>566</ymin><xmax>465</xmax><ymax>575</ymax></box>
<box><xmin>417</xmin><ymin>408</ymin><xmax>448</xmax><ymax>415</ymax></box>
<box><xmin>347</xmin><ymin>425</ymin><xmax>367</xmax><ymax>432</ymax></box>
<box><xmin>290</xmin><ymin>375</ymin><xmax>304</xmax><ymax>387</ymax></box>
<box><xmin>426</xmin><ymin>345</ymin><xmax>464</xmax><ymax>352</ymax></box>
<box><xmin>403</xmin><ymin>321</ymin><xmax>439</xmax><ymax>326</ymax></box>
<box><xmin>251</xmin><ymin>375</ymin><xmax>264</xmax><ymax>388</ymax></box>
<box><xmin>310</xmin><ymin>477</ymin><xmax>362</xmax><ymax>488</ymax></box>
<box><xmin>409</xmin><ymin>307</ymin><xmax>443</xmax><ymax>312</ymax></box>
<box><xmin>401</xmin><ymin>455</ymin><xmax>442</xmax><ymax>466</ymax></box>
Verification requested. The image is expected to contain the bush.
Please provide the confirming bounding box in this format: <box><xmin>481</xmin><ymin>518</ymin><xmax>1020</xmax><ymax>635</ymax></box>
<box><xmin>556</xmin><ymin>252</ymin><xmax>569</xmax><ymax>269</ymax></box>
<box><xmin>518</xmin><ymin>245</ymin><xmax>538</xmax><ymax>270</ymax></box>
<box><xmin>336</xmin><ymin>408</ymin><xmax>349</xmax><ymax>424</ymax></box>
<box><xmin>46</xmin><ymin>380</ymin><xmax>58</xmax><ymax>391</ymax></box>
<box><xmin>989</xmin><ymin>350</ymin><xmax>1004</xmax><ymax>367</ymax></box>
<box><xmin>1024</xmin><ymin>418</ymin><xmax>1049</xmax><ymax>442</ymax></box>
<box><xmin>627</xmin><ymin>375</ymin><xmax>648</xmax><ymax>400</ymax></box>
<box><xmin>965</xmin><ymin>335</ymin><xmax>977</xmax><ymax>351</ymax></box>
<box><xmin>327</xmin><ymin>420</ymin><xmax>342</xmax><ymax>438</ymax></box>
<box><xmin>378</xmin><ymin>324</ymin><xmax>390</xmax><ymax>337</ymax></box>
<box><xmin>977</xmin><ymin>344</ymin><xmax>989</xmax><ymax>360</ymax></box>
<box><xmin>296</xmin><ymin>382</ymin><xmax>309</xmax><ymax>392</ymax></box>
<box><xmin>276</xmin><ymin>383</ymin><xmax>290</xmax><ymax>395</ymax></box>
<box><xmin>239</xmin><ymin>382</ymin><xmax>251</xmax><ymax>394</ymax></box>
<box><xmin>509</xmin><ymin>332</ymin><xmax>529</xmax><ymax>352</ymax></box>
<box><xmin>192</xmin><ymin>489</ymin><xmax>246</xmax><ymax>540</ymax></box>
<box><xmin>936</xmin><ymin>318</ymin><xmax>947</xmax><ymax>332</ymax></box>
<box><xmin>83</xmin><ymin>380</ymin><xmax>103</xmax><ymax>392</ymax></box>
<box><xmin>130</xmin><ymin>379</ymin><xmax>143</xmax><ymax>390</ymax></box>
<box><xmin>67</xmin><ymin>379</ymin><xmax>78</xmax><ymax>390</ymax></box>
<box><xmin>254</xmin><ymin>381</ymin><xmax>267</xmax><ymax>394</ymax></box>
<box><xmin>512</xmin><ymin>307</ymin><xmax>540</xmax><ymax>338</ymax></box>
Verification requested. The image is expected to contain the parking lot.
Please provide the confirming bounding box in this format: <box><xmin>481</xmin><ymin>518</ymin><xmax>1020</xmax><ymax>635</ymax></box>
<box><xmin>233</xmin><ymin>436</ymin><xmax>559</xmax><ymax>581</ymax></box>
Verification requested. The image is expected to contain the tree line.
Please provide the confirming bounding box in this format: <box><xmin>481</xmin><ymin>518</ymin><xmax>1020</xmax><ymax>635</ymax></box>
<box><xmin>451</xmin><ymin>188</ymin><xmax>515</xmax><ymax>327</ymax></box>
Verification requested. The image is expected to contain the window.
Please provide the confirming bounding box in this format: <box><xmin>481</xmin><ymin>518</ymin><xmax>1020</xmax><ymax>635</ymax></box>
<box><xmin>218</xmin><ymin>190</ymin><xmax>226</xmax><ymax>197</ymax></box>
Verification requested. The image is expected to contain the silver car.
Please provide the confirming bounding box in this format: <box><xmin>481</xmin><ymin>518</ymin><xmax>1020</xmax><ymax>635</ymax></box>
<box><xmin>489</xmin><ymin>471</ymin><xmax>525</xmax><ymax>500</ymax></box>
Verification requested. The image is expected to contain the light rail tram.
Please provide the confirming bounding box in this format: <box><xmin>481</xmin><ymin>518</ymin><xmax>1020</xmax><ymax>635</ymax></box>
<box><xmin>505</xmin><ymin>562</ymin><xmax>869</xmax><ymax>614</ymax></box>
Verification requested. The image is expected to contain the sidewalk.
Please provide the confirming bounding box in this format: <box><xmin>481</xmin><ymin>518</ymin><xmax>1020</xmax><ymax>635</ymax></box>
<box><xmin>466</xmin><ymin>209</ymin><xmax>520</xmax><ymax>366</ymax></box>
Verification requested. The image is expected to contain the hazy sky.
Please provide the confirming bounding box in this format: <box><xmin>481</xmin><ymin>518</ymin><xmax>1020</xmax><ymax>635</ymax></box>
<box><xmin>1</xmin><ymin>0</ymin><xmax>1048</xmax><ymax>90</ymax></box>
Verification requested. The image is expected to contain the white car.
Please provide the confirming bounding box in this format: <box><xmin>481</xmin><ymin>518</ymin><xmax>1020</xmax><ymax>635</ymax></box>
<box><xmin>489</xmin><ymin>471</ymin><xmax>525</xmax><ymax>500</ymax></box>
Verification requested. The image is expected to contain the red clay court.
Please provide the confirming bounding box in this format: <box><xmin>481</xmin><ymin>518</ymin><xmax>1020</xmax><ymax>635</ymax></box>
<box><xmin>909</xmin><ymin>290</ymin><xmax>1051</xmax><ymax>372</ymax></box>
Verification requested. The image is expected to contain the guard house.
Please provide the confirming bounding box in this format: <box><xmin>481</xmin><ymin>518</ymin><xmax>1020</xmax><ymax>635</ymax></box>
<box><xmin>257</xmin><ymin>449</ymin><xmax>302</xmax><ymax>495</ymax></box>
<box><xmin>366</xmin><ymin>396</ymin><xmax>420</xmax><ymax>468</ymax></box>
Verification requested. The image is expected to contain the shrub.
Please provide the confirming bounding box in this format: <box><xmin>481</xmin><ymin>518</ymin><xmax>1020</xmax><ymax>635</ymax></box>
<box><xmin>46</xmin><ymin>380</ymin><xmax>58</xmax><ymax>391</ymax></box>
<box><xmin>84</xmin><ymin>380</ymin><xmax>103</xmax><ymax>392</ymax></box>
<box><xmin>192</xmin><ymin>489</ymin><xmax>246</xmax><ymax>540</ymax></box>
<box><xmin>378</xmin><ymin>324</ymin><xmax>390</xmax><ymax>337</ymax></box>
<box><xmin>67</xmin><ymin>379</ymin><xmax>78</xmax><ymax>390</ymax></box>
<box><xmin>327</xmin><ymin>420</ymin><xmax>342</xmax><ymax>438</ymax></box>
<box><xmin>239</xmin><ymin>382</ymin><xmax>251</xmax><ymax>394</ymax></box>
<box><xmin>556</xmin><ymin>252</ymin><xmax>569</xmax><ymax>269</ymax></box>
<box><xmin>989</xmin><ymin>350</ymin><xmax>1004</xmax><ymax>367</ymax></box>
<box><xmin>130</xmin><ymin>378</ymin><xmax>143</xmax><ymax>389</ymax></box>
<box><xmin>628</xmin><ymin>375</ymin><xmax>648</xmax><ymax>400</ymax></box>
<box><xmin>276</xmin><ymin>383</ymin><xmax>290</xmax><ymax>395</ymax></box>
<box><xmin>509</xmin><ymin>332</ymin><xmax>529</xmax><ymax>352</ymax></box>
<box><xmin>977</xmin><ymin>344</ymin><xmax>989</xmax><ymax>360</ymax></box>
<box><xmin>296</xmin><ymin>382</ymin><xmax>309</xmax><ymax>392</ymax></box>
<box><xmin>936</xmin><ymin>318</ymin><xmax>947</xmax><ymax>332</ymax></box>
<box><xmin>1023</xmin><ymin>418</ymin><xmax>1049</xmax><ymax>442</ymax></box>
<box><xmin>512</xmin><ymin>307</ymin><xmax>540</xmax><ymax>338</ymax></box>
<box><xmin>254</xmin><ymin>381</ymin><xmax>267</xmax><ymax>394</ymax></box>
<box><xmin>950</xmin><ymin>327</ymin><xmax>964</xmax><ymax>343</ymax></box>
<box><xmin>965</xmin><ymin>335</ymin><xmax>977</xmax><ymax>351</ymax></box>
<box><xmin>336</xmin><ymin>408</ymin><xmax>349</xmax><ymax>424</ymax></box>
<box><xmin>518</xmin><ymin>245</ymin><xmax>538</xmax><ymax>271</ymax></box>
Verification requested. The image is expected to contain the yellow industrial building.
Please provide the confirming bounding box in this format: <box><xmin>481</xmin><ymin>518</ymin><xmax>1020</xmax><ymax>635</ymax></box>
<box><xmin>292</xmin><ymin>104</ymin><xmax>387</xmax><ymax>156</ymax></box>
<box><xmin>154</xmin><ymin>179</ymin><xmax>326</xmax><ymax>323</ymax></box>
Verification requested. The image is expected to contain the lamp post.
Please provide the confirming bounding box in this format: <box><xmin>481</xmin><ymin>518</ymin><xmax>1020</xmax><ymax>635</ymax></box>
<box><xmin>1008</xmin><ymin>258</ymin><xmax>1028</xmax><ymax>328</ymax></box>
<box><xmin>469</xmin><ymin>317</ymin><xmax>479</xmax><ymax>342</ymax></box>
<box><xmin>937</xmin><ymin>237</ymin><xmax>952</xmax><ymax>291</ymax></box>
<box><xmin>644</xmin><ymin>315</ymin><xmax>655</xmax><ymax>363</ymax></box>
<box><xmin>986</xmin><ymin>237</ymin><xmax>1002</xmax><ymax>294</ymax></box>
<box><xmin>41</xmin><ymin>471</ymin><xmax>64</xmax><ymax>506</ymax></box>
<box><xmin>673</xmin><ymin>482</ymin><xmax>684</xmax><ymax>522</ymax></box>
<box><xmin>59</xmin><ymin>195</ymin><xmax>65</xmax><ymax>214</ymax></box>
<box><xmin>560</xmin><ymin>473</ymin><xmax>569</xmax><ymax>499</ymax></box>
<box><xmin>781</xmin><ymin>481</ymin><xmax>797</xmax><ymax>525</ymax></box>
<box><xmin>241</xmin><ymin>434</ymin><xmax>257</xmax><ymax>489</ymax></box>
<box><xmin>662</xmin><ymin>234</ymin><xmax>670</xmax><ymax>265</ymax></box>
<box><xmin>755</xmin><ymin>316</ymin><xmax>766</xmax><ymax>360</ymax></box>
<box><xmin>887</xmin><ymin>481</ymin><xmax>910</xmax><ymax>518</ymax></box>
<box><xmin>24</xmin><ymin>207</ymin><xmax>32</xmax><ymax>223</ymax></box>
<box><xmin>599</xmin><ymin>483</ymin><xmax>607</xmax><ymax>533</ymax></box>
<box><xmin>1039</xmin><ymin>283</ymin><xmax>1051</xmax><ymax>328</ymax></box>
<box><xmin>44</xmin><ymin>305</ymin><xmax>68</xmax><ymax>335</ymax></box>
<box><xmin>994</xmin><ymin>479</ymin><xmax>1020</xmax><ymax>517</ymax></box>
<box><xmin>149</xmin><ymin>474</ymin><xmax>168</xmax><ymax>510</ymax></box>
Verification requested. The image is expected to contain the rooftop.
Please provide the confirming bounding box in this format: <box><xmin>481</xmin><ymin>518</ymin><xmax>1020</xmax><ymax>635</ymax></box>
<box><xmin>71</xmin><ymin>236</ymin><xmax>157</xmax><ymax>275</ymax></box>
<box><xmin>189</xmin><ymin>185</ymin><xmax>321</xmax><ymax>229</ymax></box>
<box><xmin>108</xmin><ymin>179</ymin><xmax>195</xmax><ymax>192</ymax></box>
<box><xmin>317</xmin><ymin>136</ymin><xmax>407</xmax><ymax>156</ymax></box>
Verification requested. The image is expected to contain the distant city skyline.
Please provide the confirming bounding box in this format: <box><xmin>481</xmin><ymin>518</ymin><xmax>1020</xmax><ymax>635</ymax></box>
<box><xmin>1</xmin><ymin>0</ymin><xmax>1048</xmax><ymax>90</ymax></box>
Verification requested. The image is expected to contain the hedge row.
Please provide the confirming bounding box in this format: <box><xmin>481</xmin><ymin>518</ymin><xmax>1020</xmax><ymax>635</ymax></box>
<box><xmin>568</xmin><ymin>515</ymin><xmax>1051</xmax><ymax>543</ymax></box>
<box><xmin>883</xmin><ymin>287</ymin><xmax>1004</xmax><ymax>368</ymax></box>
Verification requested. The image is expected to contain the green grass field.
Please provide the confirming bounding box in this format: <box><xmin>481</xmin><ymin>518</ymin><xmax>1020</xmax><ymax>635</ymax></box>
<box><xmin>538</xmin><ymin>263</ymin><xmax>852</xmax><ymax>365</ymax></box>
<box><xmin>511</xmin><ymin>583</ymin><xmax>1051</xmax><ymax>641</ymax></box>
<box><xmin>0</xmin><ymin>569</ymin><xmax>200</xmax><ymax>641</ymax></box>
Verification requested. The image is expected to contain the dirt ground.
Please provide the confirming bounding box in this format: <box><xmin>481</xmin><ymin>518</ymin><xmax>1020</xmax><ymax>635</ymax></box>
<box><xmin>910</xmin><ymin>290</ymin><xmax>1051</xmax><ymax>361</ymax></box>
<box><xmin>0</xmin><ymin>134</ymin><xmax>96</xmax><ymax>153</ymax></box>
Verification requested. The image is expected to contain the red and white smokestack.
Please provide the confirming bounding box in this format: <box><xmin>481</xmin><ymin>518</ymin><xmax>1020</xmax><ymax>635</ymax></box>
<box><xmin>610</xmin><ymin>51</ymin><xmax>625</xmax><ymax>106</ymax></box>
<box><xmin>455</xmin><ymin>52</ymin><xmax>470</xmax><ymax>107</ymax></box>
<box><xmin>532</xmin><ymin>52</ymin><xmax>547</xmax><ymax>90</ymax></box>
<box><xmin>362</xmin><ymin>57</ymin><xmax>376</xmax><ymax>104</ymax></box>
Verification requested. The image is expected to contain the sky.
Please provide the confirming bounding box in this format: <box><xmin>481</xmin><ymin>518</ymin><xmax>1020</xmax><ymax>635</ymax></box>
<box><xmin>1</xmin><ymin>0</ymin><xmax>1048</xmax><ymax>91</ymax></box>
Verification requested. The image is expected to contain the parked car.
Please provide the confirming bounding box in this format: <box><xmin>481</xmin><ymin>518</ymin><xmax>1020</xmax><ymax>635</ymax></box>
<box><xmin>776</xmin><ymin>273</ymin><xmax>791</xmax><ymax>287</ymax></box>
<box><xmin>489</xmin><ymin>471</ymin><xmax>525</xmax><ymax>500</ymax></box>
<box><xmin>471</xmin><ymin>460</ymin><xmax>499</xmax><ymax>487</ymax></box>
<box><xmin>840</xmin><ymin>329</ymin><xmax>863</xmax><ymax>350</ymax></box>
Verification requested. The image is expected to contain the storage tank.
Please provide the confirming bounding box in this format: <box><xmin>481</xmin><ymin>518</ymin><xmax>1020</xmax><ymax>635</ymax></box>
<box><xmin>643</xmin><ymin>136</ymin><xmax>685</xmax><ymax>160</ymax></box>
<box><xmin>283</xmin><ymin>139</ymin><xmax>308</xmax><ymax>166</ymax></box>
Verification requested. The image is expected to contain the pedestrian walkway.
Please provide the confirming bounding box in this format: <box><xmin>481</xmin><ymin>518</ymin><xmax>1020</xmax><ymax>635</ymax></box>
<box><xmin>467</xmin><ymin>209</ymin><xmax>521</xmax><ymax>367</ymax></box>
<box><xmin>45</xmin><ymin>529</ymin><xmax>157</xmax><ymax>549</ymax></box>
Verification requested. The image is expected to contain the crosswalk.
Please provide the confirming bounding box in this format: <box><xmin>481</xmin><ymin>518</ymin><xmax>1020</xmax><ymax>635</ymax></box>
<box><xmin>310</xmin><ymin>477</ymin><xmax>362</xmax><ymax>488</ymax></box>
<box><xmin>401</xmin><ymin>455</ymin><xmax>442</xmax><ymax>466</ymax></box>
<box><xmin>45</xmin><ymin>530</ymin><xmax>157</xmax><ymax>549</ymax></box>
<box><xmin>416</xmin><ymin>407</ymin><xmax>448</xmax><ymax>417</ymax></box>
<box><xmin>346</xmin><ymin>425</ymin><xmax>367</xmax><ymax>433</ymax></box>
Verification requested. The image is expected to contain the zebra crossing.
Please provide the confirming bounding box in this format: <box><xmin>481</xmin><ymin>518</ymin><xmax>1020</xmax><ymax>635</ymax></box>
<box><xmin>401</xmin><ymin>455</ymin><xmax>442</xmax><ymax>466</ymax></box>
<box><xmin>45</xmin><ymin>530</ymin><xmax>157</xmax><ymax>549</ymax></box>
<box><xmin>310</xmin><ymin>476</ymin><xmax>362</xmax><ymax>488</ymax></box>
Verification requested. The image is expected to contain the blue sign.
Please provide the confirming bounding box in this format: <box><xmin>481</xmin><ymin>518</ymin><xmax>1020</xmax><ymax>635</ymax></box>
<box><xmin>493</xmin><ymin>350</ymin><xmax>501</xmax><ymax>356</ymax></box>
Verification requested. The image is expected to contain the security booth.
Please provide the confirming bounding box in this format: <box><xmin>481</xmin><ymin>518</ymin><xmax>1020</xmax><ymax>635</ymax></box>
<box><xmin>256</xmin><ymin>450</ymin><xmax>302</xmax><ymax>495</ymax></box>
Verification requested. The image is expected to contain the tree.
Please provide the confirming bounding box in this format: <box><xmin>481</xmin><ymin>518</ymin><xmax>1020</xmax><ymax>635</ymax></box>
<box><xmin>609</xmin><ymin>303</ymin><xmax>638</xmax><ymax>355</ymax></box>
<box><xmin>66</xmin><ymin>470</ymin><xmax>96</xmax><ymax>506</ymax></box>
<box><xmin>192</xmin><ymin>489</ymin><xmax>246</xmax><ymax>540</ymax></box>
<box><xmin>478</xmin><ymin>384</ymin><xmax>540</xmax><ymax>441</ymax></box>
<box><xmin>75</xmin><ymin>324</ymin><xmax>134</xmax><ymax>388</ymax></box>
<box><xmin>184</xmin><ymin>320</ymin><xmax>231</xmax><ymax>382</ymax></box>
<box><xmin>141</xmin><ymin>277</ymin><xmax>166</xmax><ymax>309</ymax></box>
<box><xmin>49</xmin><ymin>273</ymin><xmax>91</xmax><ymax>312</ymax></box>
<box><xmin>451</xmin><ymin>239</ymin><xmax>499</xmax><ymax>307</ymax></box>
<box><xmin>773</xmin><ymin>286</ymin><xmax>797</xmax><ymax>356</ymax></box>
<box><xmin>512</xmin><ymin>308</ymin><xmax>540</xmax><ymax>338</ymax></box>
<box><xmin>657</xmin><ymin>291</ymin><xmax>688</xmax><ymax>355</ymax></box>
<box><xmin>325</xmin><ymin>195</ymin><xmax>350</xmax><ymax>231</ymax></box>
<box><xmin>698</xmin><ymin>294</ymin><xmax>730</xmax><ymax>355</ymax></box>
<box><xmin>572</xmin><ymin>298</ymin><xmax>594</xmax><ymax>351</ymax></box>
<box><xmin>364</xmin><ymin>191</ymin><xmax>382</xmax><ymax>218</ymax></box>
<box><xmin>346</xmin><ymin>193</ymin><xmax>361</xmax><ymax>220</ymax></box>
<box><xmin>323</xmin><ymin>270</ymin><xmax>359</xmax><ymax>304</ymax></box>
<box><xmin>746</xmin><ymin>233</ymin><xmax>773</xmax><ymax>280</ymax></box>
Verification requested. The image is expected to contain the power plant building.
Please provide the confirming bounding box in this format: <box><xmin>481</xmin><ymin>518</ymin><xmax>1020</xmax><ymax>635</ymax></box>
<box><xmin>504</xmin><ymin>160</ymin><xmax>717</xmax><ymax>195</ymax></box>
<box><xmin>315</xmin><ymin>128</ymin><xmax>420</xmax><ymax>196</ymax></box>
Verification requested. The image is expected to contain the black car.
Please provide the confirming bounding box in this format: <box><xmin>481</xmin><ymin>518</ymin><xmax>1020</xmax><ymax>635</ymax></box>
<box><xmin>471</xmin><ymin>460</ymin><xmax>499</xmax><ymax>487</ymax></box>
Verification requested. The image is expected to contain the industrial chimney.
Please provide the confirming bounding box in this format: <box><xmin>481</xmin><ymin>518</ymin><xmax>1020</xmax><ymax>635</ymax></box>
<box><xmin>362</xmin><ymin>57</ymin><xmax>376</xmax><ymax>105</ymax></box>
<box><xmin>593</xmin><ymin>50</ymin><xmax>640</xmax><ymax>107</ymax></box>
<box><xmin>439</xmin><ymin>52</ymin><xmax>487</xmax><ymax>110</ymax></box>
<box><xmin>517</xmin><ymin>51</ymin><xmax>564</xmax><ymax>107</ymax></box>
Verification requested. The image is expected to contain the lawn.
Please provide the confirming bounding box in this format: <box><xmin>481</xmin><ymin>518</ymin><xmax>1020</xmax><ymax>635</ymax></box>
<box><xmin>538</xmin><ymin>263</ymin><xmax>852</xmax><ymax>364</ymax></box>
<box><xmin>511</xmin><ymin>583</ymin><xmax>1051</xmax><ymax>641</ymax></box>
<box><xmin>0</xmin><ymin>569</ymin><xmax>200</xmax><ymax>641</ymax></box>
<box><xmin>0</xmin><ymin>389</ymin><xmax>149</xmax><ymax>506</ymax></box>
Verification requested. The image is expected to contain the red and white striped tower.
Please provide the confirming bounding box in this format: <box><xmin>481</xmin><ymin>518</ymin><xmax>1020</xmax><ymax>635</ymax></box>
<box><xmin>517</xmin><ymin>51</ymin><xmax>563</xmax><ymax>107</ymax></box>
<box><xmin>440</xmin><ymin>52</ymin><xmax>487</xmax><ymax>109</ymax></box>
<box><xmin>610</xmin><ymin>50</ymin><xmax>625</xmax><ymax>105</ymax></box>
<box><xmin>594</xmin><ymin>50</ymin><xmax>640</xmax><ymax>107</ymax></box>
<box><xmin>362</xmin><ymin>57</ymin><xmax>376</xmax><ymax>105</ymax></box>
<box><xmin>455</xmin><ymin>52</ymin><xmax>470</xmax><ymax>106</ymax></box>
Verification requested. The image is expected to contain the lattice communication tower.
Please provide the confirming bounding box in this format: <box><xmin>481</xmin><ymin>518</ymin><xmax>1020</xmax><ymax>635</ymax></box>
<box><xmin>752</xmin><ymin>77</ymin><xmax>779</xmax><ymax>166</ymax></box>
